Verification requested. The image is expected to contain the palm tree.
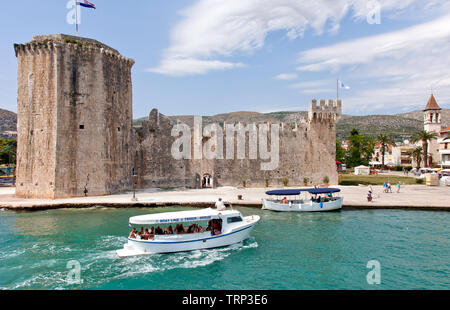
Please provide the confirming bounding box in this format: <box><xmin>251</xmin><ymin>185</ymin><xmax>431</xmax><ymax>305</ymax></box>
<box><xmin>376</xmin><ymin>133</ymin><xmax>396</xmax><ymax>170</ymax></box>
<box><xmin>407</xmin><ymin>146</ymin><xmax>423</xmax><ymax>170</ymax></box>
<box><xmin>411</xmin><ymin>130</ymin><xmax>439</xmax><ymax>168</ymax></box>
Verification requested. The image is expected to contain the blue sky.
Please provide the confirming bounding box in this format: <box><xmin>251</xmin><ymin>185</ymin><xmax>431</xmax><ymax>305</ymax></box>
<box><xmin>1</xmin><ymin>0</ymin><xmax>450</xmax><ymax>118</ymax></box>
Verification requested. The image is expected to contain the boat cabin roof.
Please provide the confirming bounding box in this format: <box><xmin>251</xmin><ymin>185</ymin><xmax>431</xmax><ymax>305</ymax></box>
<box><xmin>266</xmin><ymin>188</ymin><xmax>341</xmax><ymax>196</ymax></box>
<box><xmin>129</xmin><ymin>208</ymin><xmax>241</xmax><ymax>225</ymax></box>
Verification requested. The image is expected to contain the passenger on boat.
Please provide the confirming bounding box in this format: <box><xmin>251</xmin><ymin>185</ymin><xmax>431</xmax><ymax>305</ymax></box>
<box><xmin>142</xmin><ymin>228</ymin><xmax>150</xmax><ymax>240</ymax></box>
<box><xmin>212</xmin><ymin>219</ymin><xmax>222</xmax><ymax>235</ymax></box>
<box><xmin>167</xmin><ymin>225</ymin><xmax>174</xmax><ymax>234</ymax></box>
<box><xmin>129</xmin><ymin>228</ymin><xmax>137</xmax><ymax>239</ymax></box>
<box><xmin>176</xmin><ymin>224</ymin><xmax>185</xmax><ymax>234</ymax></box>
<box><xmin>281</xmin><ymin>197</ymin><xmax>288</xmax><ymax>204</ymax></box>
<box><xmin>215</xmin><ymin>198</ymin><xmax>226</xmax><ymax>211</ymax></box>
<box><xmin>155</xmin><ymin>226</ymin><xmax>163</xmax><ymax>235</ymax></box>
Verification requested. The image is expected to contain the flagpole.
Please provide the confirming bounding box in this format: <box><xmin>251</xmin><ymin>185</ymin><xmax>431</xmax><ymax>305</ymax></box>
<box><xmin>337</xmin><ymin>79</ymin><xmax>339</xmax><ymax>101</ymax></box>
<box><xmin>75</xmin><ymin>1</ymin><xmax>79</xmax><ymax>36</ymax></box>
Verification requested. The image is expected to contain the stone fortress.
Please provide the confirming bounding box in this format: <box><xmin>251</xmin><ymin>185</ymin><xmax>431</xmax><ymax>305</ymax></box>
<box><xmin>14</xmin><ymin>35</ymin><xmax>341</xmax><ymax>199</ymax></box>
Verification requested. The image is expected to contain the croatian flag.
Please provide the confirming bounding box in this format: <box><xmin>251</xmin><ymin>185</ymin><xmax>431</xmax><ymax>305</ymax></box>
<box><xmin>339</xmin><ymin>80</ymin><xmax>350</xmax><ymax>90</ymax></box>
<box><xmin>78</xmin><ymin>0</ymin><xmax>96</xmax><ymax>9</ymax></box>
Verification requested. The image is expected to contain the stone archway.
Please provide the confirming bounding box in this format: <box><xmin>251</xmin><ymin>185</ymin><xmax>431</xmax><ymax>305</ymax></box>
<box><xmin>201</xmin><ymin>173</ymin><xmax>213</xmax><ymax>188</ymax></box>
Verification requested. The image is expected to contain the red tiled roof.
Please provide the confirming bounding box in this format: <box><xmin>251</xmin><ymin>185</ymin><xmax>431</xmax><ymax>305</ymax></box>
<box><xmin>424</xmin><ymin>94</ymin><xmax>441</xmax><ymax>111</ymax></box>
<box><xmin>441</xmin><ymin>126</ymin><xmax>450</xmax><ymax>133</ymax></box>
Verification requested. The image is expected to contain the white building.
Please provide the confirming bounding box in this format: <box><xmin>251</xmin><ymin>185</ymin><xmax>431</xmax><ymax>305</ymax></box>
<box><xmin>439</xmin><ymin>127</ymin><xmax>450</xmax><ymax>169</ymax></box>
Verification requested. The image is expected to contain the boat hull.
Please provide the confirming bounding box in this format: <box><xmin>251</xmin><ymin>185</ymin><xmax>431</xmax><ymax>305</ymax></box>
<box><xmin>116</xmin><ymin>215</ymin><xmax>260</xmax><ymax>257</ymax></box>
<box><xmin>262</xmin><ymin>197</ymin><xmax>343</xmax><ymax>212</ymax></box>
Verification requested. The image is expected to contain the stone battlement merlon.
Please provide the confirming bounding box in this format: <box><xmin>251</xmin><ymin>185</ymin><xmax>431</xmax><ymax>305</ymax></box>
<box><xmin>14</xmin><ymin>34</ymin><xmax>135</xmax><ymax>66</ymax></box>
<box><xmin>308</xmin><ymin>99</ymin><xmax>342</xmax><ymax>121</ymax></box>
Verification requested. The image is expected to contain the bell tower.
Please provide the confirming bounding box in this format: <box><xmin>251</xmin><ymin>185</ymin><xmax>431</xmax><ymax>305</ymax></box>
<box><xmin>423</xmin><ymin>93</ymin><xmax>442</xmax><ymax>167</ymax></box>
<box><xmin>424</xmin><ymin>93</ymin><xmax>442</xmax><ymax>134</ymax></box>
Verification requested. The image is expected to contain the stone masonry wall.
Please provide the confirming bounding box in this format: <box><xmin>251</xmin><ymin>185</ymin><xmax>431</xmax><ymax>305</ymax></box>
<box><xmin>135</xmin><ymin>100</ymin><xmax>341</xmax><ymax>189</ymax></box>
<box><xmin>14</xmin><ymin>34</ymin><xmax>134</xmax><ymax>198</ymax></box>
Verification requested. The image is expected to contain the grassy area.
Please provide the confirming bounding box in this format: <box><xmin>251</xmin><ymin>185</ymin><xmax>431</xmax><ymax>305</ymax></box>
<box><xmin>339</xmin><ymin>174</ymin><xmax>422</xmax><ymax>186</ymax></box>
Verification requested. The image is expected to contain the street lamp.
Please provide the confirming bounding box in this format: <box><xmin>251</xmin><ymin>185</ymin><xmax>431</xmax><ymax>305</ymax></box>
<box><xmin>132</xmin><ymin>167</ymin><xmax>138</xmax><ymax>202</ymax></box>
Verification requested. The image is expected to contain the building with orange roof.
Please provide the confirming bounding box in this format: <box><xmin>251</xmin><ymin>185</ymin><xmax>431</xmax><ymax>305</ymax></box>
<box><xmin>422</xmin><ymin>93</ymin><xmax>442</xmax><ymax>167</ymax></box>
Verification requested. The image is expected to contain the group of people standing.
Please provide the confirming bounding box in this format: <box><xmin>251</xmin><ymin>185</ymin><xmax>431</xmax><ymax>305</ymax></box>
<box><xmin>383</xmin><ymin>181</ymin><xmax>401</xmax><ymax>193</ymax></box>
<box><xmin>368</xmin><ymin>181</ymin><xmax>402</xmax><ymax>202</ymax></box>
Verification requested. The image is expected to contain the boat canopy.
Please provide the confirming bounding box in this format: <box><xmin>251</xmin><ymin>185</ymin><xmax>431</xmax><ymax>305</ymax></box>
<box><xmin>266</xmin><ymin>189</ymin><xmax>304</xmax><ymax>196</ymax></box>
<box><xmin>266</xmin><ymin>188</ymin><xmax>341</xmax><ymax>196</ymax></box>
<box><xmin>308</xmin><ymin>188</ymin><xmax>341</xmax><ymax>195</ymax></box>
<box><xmin>129</xmin><ymin>208</ymin><xmax>239</xmax><ymax>225</ymax></box>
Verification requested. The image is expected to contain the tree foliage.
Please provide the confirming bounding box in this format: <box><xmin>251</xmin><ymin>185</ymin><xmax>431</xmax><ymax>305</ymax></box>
<box><xmin>411</xmin><ymin>130</ymin><xmax>439</xmax><ymax>168</ymax></box>
<box><xmin>0</xmin><ymin>138</ymin><xmax>16</xmax><ymax>165</ymax></box>
<box><xmin>340</xmin><ymin>129</ymin><xmax>375</xmax><ymax>168</ymax></box>
<box><xmin>375</xmin><ymin>133</ymin><xmax>396</xmax><ymax>170</ymax></box>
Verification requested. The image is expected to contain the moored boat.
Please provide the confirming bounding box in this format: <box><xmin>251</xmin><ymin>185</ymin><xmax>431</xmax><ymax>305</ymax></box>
<box><xmin>116</xmin><ymin>208</ymin><xmax>260</xmax><ymax>257</ymax></box>
<box><xmin>262</xmin><ymin>188</ymin><xmax>343</xmax><ymax>212</ymax></box>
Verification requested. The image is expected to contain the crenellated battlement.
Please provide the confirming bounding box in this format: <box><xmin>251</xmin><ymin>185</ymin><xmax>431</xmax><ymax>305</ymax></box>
<box><xmin>14</xmin><ymin>34</ymin><xmax>135</xmax><ymax>66</ymax></box>
<box><xmin>308</xmin><ymin>99</ymin><xmax>342</xmax><ymax>121</ymax></box>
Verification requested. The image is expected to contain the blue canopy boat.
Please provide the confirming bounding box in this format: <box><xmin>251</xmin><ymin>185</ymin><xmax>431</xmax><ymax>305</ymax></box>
<box><xmin>262</xmin><ymin>188</ymin><xmax>343</xmax><ymax>212</ymax></box>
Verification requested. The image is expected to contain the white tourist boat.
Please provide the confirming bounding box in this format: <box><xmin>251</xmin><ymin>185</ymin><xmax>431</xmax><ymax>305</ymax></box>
<box><xmin>262</xmin><ymin>188</ymin><xmax>343</xmax><ymax>212</ymax></box>
<box><xmin>116</xmin><ymin>208</ymin><xmax>260</xmax><ymax>257</ymax></box>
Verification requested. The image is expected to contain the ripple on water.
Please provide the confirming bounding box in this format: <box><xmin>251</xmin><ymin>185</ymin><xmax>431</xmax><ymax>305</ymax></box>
<box><xmin>1</xmin><ymin>208</ymin><xmax>449</xmax><ymax>290</ymax></box>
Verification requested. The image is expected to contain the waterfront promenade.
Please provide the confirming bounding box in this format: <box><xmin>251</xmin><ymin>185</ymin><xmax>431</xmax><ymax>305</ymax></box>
<box><xmin>0</xmin><ymin>185</ymin><xmax>449</xmax><ymax>211</ymax></box>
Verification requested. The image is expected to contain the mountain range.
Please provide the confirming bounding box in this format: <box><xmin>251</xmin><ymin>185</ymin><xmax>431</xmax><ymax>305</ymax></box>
<box><xmin>2</xmin><ymin>108</ymin><xmax>449</xmax><ymax>142</ymax></box>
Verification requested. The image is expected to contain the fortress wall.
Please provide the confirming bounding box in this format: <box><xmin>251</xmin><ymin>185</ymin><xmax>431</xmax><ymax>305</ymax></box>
<box><xmin>14</xmin><ymin>43</ymin><xmax>58</xmax><ymax>198</ymax></box>
<box><xmin>135</xmin><ymin>109</ymin><xmax>195</xmax><ymax>188</ymax></box>
<box><xmin>136</xmin><ymin>102</ymin><xmax>340</xmax><ymax>189</ymax></box>
<box><xmin>211</xmin><ymin>121</ymin><xmax>337</xmax><ymax>187</ymax></box>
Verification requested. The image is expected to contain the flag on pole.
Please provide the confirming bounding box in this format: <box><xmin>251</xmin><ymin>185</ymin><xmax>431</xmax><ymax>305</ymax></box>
<box><xmin>74</xmin><ymin>0</ymin><xmax>96</xmax><ymax>36</ymax></box>
<box><xmin>338</xmin><ymin>80</ymin><xmax>350</xmax><ymax>90</ymax></box>
<box><xmin>78</xmin><ymin>0</ymin><xmax>96</xmax><ymax>9</ymax></box>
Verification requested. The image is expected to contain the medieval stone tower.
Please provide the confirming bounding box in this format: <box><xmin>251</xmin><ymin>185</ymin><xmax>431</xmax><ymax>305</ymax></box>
<box><xmin>423</xmin><ymin>93</ymin><xmax>442</xmax><ymax>166</ymax></box>
<box><xmin>14</xmin><ymin>34</ymin><xmax>135</xmax><ymax>198</ymax></box>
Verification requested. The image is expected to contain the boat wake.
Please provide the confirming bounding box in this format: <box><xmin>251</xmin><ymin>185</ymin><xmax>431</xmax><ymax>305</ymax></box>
<box><xmin>110</xmin><ymin>237</ymin><xmax>258</xmax><ymax>281</ymax></box>
<box><xmin>0</xmin><ymin>235</ymin><xmax>258</xmax><ymax>290</ymax></box>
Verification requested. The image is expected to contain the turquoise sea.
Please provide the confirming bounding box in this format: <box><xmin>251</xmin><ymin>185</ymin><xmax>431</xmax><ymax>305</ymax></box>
<box><xmin>0</xmin><ymin>206</ymin><xmax>449</xmax><ymax>290</ymax></box>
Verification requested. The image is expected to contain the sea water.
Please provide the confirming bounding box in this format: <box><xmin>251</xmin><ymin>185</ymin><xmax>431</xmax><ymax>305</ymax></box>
<box><xmin>0</xmin><ymin>207</ymin><xmax>449</xmax><ymax>290</ymax></box>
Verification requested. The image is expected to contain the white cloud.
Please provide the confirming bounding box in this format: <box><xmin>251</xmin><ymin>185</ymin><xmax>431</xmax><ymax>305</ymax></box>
<box><xmin>288</xmin><ymin>79</ymin><xmax>332</xmax><ymax>89</ymax></box>
<box><xmin>147</xmin><ymin>58</ymin><xmax>244</xmax><ymax>76</ymax></box>
<box><xmin>296</xmin><ymin>14</ymin><xmax>450</xmax><ymax>112</ymax></box>
<box><xmin>149</xmin><ymin>0</ymin><xmax>445</xmax><ymax>76</ymax></box>
<box><xmin>274</xmin><ymin>73</ymin><xmax>297</xmax><ymax>80</ymax></box>
<box><xmin>297</xmin><ymin>14</ymin><xmax>450</xmax><ymax>72</ymax></box>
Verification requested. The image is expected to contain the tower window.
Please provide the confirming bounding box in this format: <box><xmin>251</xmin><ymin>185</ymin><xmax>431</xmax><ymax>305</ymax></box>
<box><xmin>118</xmin><ymin>127</ymin><xmax>121</xmax><ymax>132</ymax></box>
<box><xmin>79</xmin><ymin>125</ymin><xmax>85</xmax><ymax>129</ymax></box>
